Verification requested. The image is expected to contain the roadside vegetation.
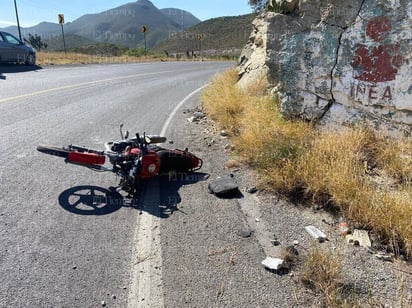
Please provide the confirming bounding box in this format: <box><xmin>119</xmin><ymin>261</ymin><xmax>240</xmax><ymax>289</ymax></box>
<box><xmin>35</xmin><ymin>49</ymin><xmax>233</xmax><ymax>66</ymax></box>
<box><xmin>36</xmin><ymin>50</ymin><xmax>164</xmax><ymax>65</ymax></box>
<box><xmin>201</xmin><ymin>69</ymin><xmax>412</xmax><ymax>304</ymax></box>
<box><xmin>153</xmin><ymin>14</ymin><xmax>255</xmax><ymax>57</ymax></box>
<box><xmin>202</xmin><ymin>69</ymin><xmax>412</xmax><ymax>259</ymax></box>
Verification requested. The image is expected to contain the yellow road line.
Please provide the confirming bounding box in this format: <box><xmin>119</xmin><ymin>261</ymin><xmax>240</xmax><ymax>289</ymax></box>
<box><xmin>0</xmin><ymin>69</ymin><xmax>179</xmax><ymax>104</ymax></box>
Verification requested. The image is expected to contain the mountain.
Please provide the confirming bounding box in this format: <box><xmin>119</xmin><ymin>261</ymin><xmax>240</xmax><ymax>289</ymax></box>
<box><xmin>154</xmin><ymin>14</ymin><xmax>256</xmax><ymax>56</ymax></box>
<box><xmin>1</xmin><ymin>0</ymin><xmax>201</xmax><ymax>49</ymax></box>
<box><xmin>64</xmin><ymin>0</ymin><xmax>199</xmax><ymax>48</ymax></box>
<box><xmin>160</xmin><ymin>8</ymin><xmax>200</xmax><ymax>30</ymax></box>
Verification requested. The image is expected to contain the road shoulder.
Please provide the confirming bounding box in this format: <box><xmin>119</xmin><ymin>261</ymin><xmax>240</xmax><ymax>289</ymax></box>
<box><xmin>160</xmin><ymin>97</ymin><xmax>412</xmax><ymax>307</ymax></box>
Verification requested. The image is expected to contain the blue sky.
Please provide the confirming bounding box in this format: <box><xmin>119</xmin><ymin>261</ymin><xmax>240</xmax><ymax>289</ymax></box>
<box><xmin>0</xmin><ymin>0</ymin><xmax>253</xmax><ymax>28</ymax></box>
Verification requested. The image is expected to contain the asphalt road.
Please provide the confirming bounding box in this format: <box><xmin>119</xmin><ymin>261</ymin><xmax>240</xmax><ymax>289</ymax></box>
<box><xmin>0</xmin><ymin>61</ymin><xmax>233</xmax><ymax>307</ymax></box>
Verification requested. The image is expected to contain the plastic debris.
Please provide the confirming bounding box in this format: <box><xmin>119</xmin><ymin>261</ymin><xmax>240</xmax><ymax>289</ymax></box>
<box><xmin>375</xmin><ymin>253</ymin><xmax>394</xmax><ymax>262</ymax></box>
<box><xmin>262</xmin><ymin>257</ymin><xmax>284</xmax><ymax>271</ymax></box>
<box><xmin>346</xmin><ymin>229</ymin><xmax>371</xmax><ymax>248</ymax></box>
<box><xmin>338</xmin><ymin>217</ymin><xmax>349</xmax><ymax>236</ymax></box>
<box><xmin>305</xmin><ymin>225</ymin><xmax>328</xmax><ymax>242</ymax></box>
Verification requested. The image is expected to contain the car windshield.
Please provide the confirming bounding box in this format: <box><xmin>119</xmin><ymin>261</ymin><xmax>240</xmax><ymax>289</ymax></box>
<box><xmin>4</xmin><ymin>33</ymin><xmax>21</xmax><ymax>45</ymax></box>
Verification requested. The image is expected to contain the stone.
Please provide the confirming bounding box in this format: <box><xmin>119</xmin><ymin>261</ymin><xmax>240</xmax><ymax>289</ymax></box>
<box><xmin>238</xmin><ymin>0</ymin><xmax>412</xmax><ymax>136</ymax></box>
<box><xmin>193</xmin><ymin>112</ymin><xmax>205</xmax><ymax>119</ymax></box>
<box><xmin>305</xmin><ymin>225</ymin><xmax>328</xmax><ymax>242</ymax></box>
<box><xmin>208</xmin><ymin>175</ymin><xmax>240</xmax><ymax>197</ymax></box>
<box><xmin>220</xmin><ymin>130</ymin><xmax>229</xmax><ymax>137</ymax></box>
<box><xmin>247</xmin><ymin>186</ymin><xmax>258</xmax><ymax>194</ymax></box>
<box><xmin>238</xmin><ymin>229</ymin><xmax>253</xmax><ymax>238</ymax></box>
<box><xmin>269</xmin><ymin>0</ymin><xmax>299</xmax><ymax>14</ymax></box>
<box><xmin>187</xmin><ymin>116</ymin><xmax>198</xmax><ymax>123</ymax></box>
<box><xmin>271</xmin><ymin>239</ymin><xmax>281</xmax><ymax>246</ymax></box>
<box><xmin>238</xmin><ymin>14</ymin><xmax>271</xmax><ymax>89</ymax></box>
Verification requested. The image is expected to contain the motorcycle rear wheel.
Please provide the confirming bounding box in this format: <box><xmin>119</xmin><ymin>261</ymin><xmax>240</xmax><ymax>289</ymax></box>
<box><xmin>37</xmin><ymin>145</ymin><xmax>71</xmax><ymax>158</ymax></box>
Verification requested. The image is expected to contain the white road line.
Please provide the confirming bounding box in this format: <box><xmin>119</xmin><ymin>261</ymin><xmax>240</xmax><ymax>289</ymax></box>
<box><xmin>127</xmin><ymin>85</ymin><xmax>208</xmax><ymax>308</ymax></box>
<box><xmin>160</xmin><ymin>85</ymin><xmax>208</xmax><ymax>136</ymax></box>
<box><xmin>128</xmin><ymin>180</ymin><xmax>164</xmax><ymax>308</ymax></box>
<box><xmin>0</xmin><ymin>69</ymin><xmax>189</xmax><ymax>104</ymax></box>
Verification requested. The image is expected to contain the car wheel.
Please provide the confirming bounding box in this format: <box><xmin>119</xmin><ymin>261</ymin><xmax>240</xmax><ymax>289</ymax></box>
<box><xmin>25</xmin><ymin>53</ymin><xmax>36</xmax><ymax>66</ymax></box>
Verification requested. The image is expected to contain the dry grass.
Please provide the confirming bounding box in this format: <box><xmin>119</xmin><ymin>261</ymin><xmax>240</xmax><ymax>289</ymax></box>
<box><xmin>36</xmin><ymin>51</ymin><xmax>163</xmax><ymax>65</ymax></box>
<box><xmin>300</xmin><ymin>246</ymin><xmax>347</xmax><ymax>307</ymax></box>
<box><xmin>201</xmin><ymin>68</ymin><xmax>412</xmax><ymax>259</ymax></box>
<box><xmin>299</xmin><ymin>245</ymin><xmax>382</xmax><ymax>307</ymax></box>
<box><xmin>36</xmin><ymin>51</ymin><xmax>226</xmax><ymax>66</ymax></box>
<box><xmin>301</xmin><ymin>246</ymin><xmax>412</xmax><ymax>307</ymax></box>
<box><xmin>201</xmin><ymin>69</ymin><xmax>246</xmax><ymax>133</ymax></box>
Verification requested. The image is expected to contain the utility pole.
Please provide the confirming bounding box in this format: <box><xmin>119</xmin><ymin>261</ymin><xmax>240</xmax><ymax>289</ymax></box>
<box><xmin>197</xmin><ymin>34</ymin><xmax>203</xmax><ymax>59</ymax></box>
<box><xmin>58</xmin><ymin>14</ymin><xmax>66</xmax><ymax>53</ymax></box>
<box><xmin>141</xmin><ymin>25</ymin><xmax>148</xmax><ymax>55</ymax></box>
<box><xmin>14</xmin><ymin>0</ymin><xmax>22</xmax><ymax>41</ymax></box>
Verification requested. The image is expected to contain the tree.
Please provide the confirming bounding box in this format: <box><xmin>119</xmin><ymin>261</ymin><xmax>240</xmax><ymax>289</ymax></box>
<box><xmin>248</xmin><ymin>0</ymin><xmax>269</xmax><ymax>12</ymax></box>
<box><xmin>25</xmin><ymin>33</ymin><xmax>48</xmax><ymax>51</ymax></box>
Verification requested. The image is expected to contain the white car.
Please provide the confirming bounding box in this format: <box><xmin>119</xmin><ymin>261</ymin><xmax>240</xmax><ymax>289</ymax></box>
<box><xmin>0</xmin><ymin>31</ymin><xmax>36</xmax><ymax>65</ymax></box>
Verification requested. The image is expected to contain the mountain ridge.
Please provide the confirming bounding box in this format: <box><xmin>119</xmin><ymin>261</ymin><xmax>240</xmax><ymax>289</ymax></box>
<box><xmin>1</xmin><ymin>0</ymin><xmax>200</xmax><ymax>49</ymax></box>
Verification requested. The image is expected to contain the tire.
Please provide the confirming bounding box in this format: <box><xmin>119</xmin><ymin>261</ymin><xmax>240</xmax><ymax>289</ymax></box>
<box><xmin>157</xmin><ymin>150</ymin><xmax>197</xmax><ymax>173</ymax></box>
<box><xmin>37</xmin><ymin>144</ymin><xmax>70</xmax><ymax>158</ymax></box>
<box><xmin>25</xmin><ymin>53</ymin><xmax>36</xmax><ymax>66</ymax></box>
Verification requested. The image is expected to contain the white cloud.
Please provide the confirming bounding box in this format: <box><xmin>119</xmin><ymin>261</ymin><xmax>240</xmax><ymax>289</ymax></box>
<box><xmin>0</xmin><ymin>20</ymin><xmax>15</xmax><ymax>27</ymax></box>
<box><xmin>0</xmin><ymin>20</ymin><xmax>40</xmax><ymax>28</ymax></box>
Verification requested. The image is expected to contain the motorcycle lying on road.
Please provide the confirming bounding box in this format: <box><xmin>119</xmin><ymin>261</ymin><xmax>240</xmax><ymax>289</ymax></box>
<box><xmin>37</xmin><ymin>125</ymin><xmax>202</xmax><ymax>194</ymax></box>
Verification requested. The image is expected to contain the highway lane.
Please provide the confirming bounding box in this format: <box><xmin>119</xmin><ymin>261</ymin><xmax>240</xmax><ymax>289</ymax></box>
<box><xmin>0</xmin><ymin>61</ymin><xmax>233</xmax><ymax>307</ymax></box>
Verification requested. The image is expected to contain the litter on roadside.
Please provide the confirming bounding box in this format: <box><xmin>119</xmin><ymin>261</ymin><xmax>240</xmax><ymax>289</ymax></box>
<box><xmin>261</xmin><ymin>257</ymin><xmax>285</xmax><ymax>271</ymax></box>
<box><xmin>305</xmin><ymin>225</ymin><xmax>328</xmax><ymax>242</ymax></box>
<box><xmin>346</xmin><ymin>229</ymin><xmax>371</xmax><ymax>248</ymax></box>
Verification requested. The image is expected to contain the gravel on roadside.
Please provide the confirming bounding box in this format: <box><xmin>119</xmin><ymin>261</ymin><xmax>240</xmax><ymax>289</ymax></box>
<box><xmin>160</xmin><ymin>104</ymin><xmax>412</xmax><ymax>307</ymax></box>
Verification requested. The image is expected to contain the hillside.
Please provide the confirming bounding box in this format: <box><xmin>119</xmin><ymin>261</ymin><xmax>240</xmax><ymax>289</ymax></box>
<box><xmin>0</xmin><ymin>0</ymin><xmax>200</xmax><ymax>50</ymax></box>
<box><xmin>64</xmin><ymin>0</ymin><xmax>196</xmax><ymax>48</ymax></box>
<box><xmin>160</xmin><ymin>8</ymin><xmax>200</xmax><ymax>30</ymax></box>
<box><xmin>153</xmin><ymin>14</ymin><xmax>256</xmax><ymax>57</ymax></box>
<box><xmin>1</xmin><ymin>1</ymin><xmax>255</xmax><ymax>56</ymax></box>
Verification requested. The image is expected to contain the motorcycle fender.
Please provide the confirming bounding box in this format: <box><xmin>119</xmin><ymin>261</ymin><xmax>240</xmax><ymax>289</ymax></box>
<box><xmin>157</xmin><ymin>149</ymin><xmax>202</xmax><ymax>173</ymax></box>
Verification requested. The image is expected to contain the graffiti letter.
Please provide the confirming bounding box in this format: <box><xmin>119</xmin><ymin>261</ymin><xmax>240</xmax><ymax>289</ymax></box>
<box><xmin>369</xmin><ymin>86</ymin><xmax>378</xmax><ymax>99</ymax></box>
<box><xmin>383</xmin><ymin>86</ymin><xmax>392</xmax><ymax>99</ymax></box>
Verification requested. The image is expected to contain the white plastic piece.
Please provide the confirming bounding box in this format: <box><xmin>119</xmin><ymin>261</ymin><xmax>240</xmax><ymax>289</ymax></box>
<box><xmin>305</xmin><ymin>225</ymin><xmax>327</xmax><ymax>242</ymax></box>
<box><xmin>261</xmin><ymin>257</ymin><xmax>284</xmax><ymax>270</ymax></box>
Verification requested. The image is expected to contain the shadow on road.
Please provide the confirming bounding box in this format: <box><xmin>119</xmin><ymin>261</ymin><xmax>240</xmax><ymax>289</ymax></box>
<box><xmin>58</xmin><ymin>172</ymin><xmax>209</xmax><ymax>217</ymax></box>
<box><xmin>58</xmin><ymin>185</ymin><xmax>124</xmax><ymax>216</ymax></box>
<box><xmin>0</xmin><ymin>64</ymin><xmax>43</xmax><ymax>77</ymax></box>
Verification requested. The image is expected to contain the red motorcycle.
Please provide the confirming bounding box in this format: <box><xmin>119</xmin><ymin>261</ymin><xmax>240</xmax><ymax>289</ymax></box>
<box><xmin>37</xmin><ymin>124</ymin><xmax>202</xmax><ymax>194</ymax></box>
